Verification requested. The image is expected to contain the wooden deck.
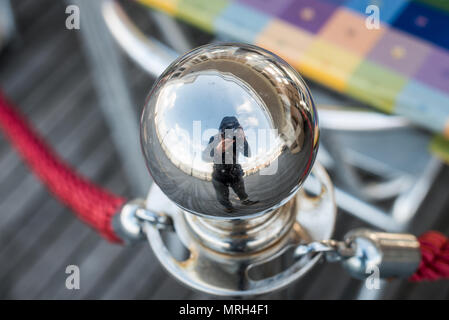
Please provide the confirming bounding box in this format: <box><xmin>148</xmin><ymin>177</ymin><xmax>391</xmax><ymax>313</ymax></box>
<box><xmin>0</xmin><ymin>0</ymin><xmax>449</xmax><ymax>299</ymax></box>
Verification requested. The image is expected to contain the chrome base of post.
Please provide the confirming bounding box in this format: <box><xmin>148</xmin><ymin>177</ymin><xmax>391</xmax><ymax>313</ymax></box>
<box><xmin>143</xmin><ymin>163</ymin><xmax>336</xmax><ymax>296</ymax></box>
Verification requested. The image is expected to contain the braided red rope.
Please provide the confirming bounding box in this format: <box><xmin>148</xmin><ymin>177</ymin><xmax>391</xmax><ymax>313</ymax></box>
<box><xmin>411</xmin><ymin>231</ymin><xmax>449</xmax><ymax>281</ymax></box>
<box><xmin>0</xmin><ymin>91</ymin><xmax>126</xmax><ymax>243</ymax></box>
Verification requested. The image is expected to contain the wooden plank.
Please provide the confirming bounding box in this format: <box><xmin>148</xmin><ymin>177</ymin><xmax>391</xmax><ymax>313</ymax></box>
<box><xmin>0</xmin><ymin>141</ymin><xmax>125</xmax><ymax>298</ymax></box>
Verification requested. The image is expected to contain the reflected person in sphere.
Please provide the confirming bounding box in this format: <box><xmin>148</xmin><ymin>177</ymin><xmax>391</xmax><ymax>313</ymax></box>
<box><xmin>202</xmin><ymin>117</ymin><xmax>257</xmax><ymax>212</ymax></box>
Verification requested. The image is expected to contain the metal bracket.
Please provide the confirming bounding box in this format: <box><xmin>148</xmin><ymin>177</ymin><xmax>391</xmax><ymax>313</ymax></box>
<box><xmin>143</xmin><ymin>163</ymin><xmax>337</xmax><ymax>296</ymax></box>
<box><xmin>113</xmin><ymin>198</ymin><xmax>173</xmax><ymax>244</ymax></box>
<box><xmin>294</xmin><ymin>239</ymin><xmax>356</xmax><ymax>262</ymax></box>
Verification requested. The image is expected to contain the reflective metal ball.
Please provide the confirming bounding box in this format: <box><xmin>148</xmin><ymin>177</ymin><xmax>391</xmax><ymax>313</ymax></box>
<box><xmin>141</xmin><ymin>43</ymin><xmax>319</xmax><ymax>219</ymax></box>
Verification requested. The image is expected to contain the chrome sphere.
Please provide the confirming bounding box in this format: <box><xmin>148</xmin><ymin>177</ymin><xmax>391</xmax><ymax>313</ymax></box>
<box><xmin>141</xmin><ymin>43</ymin><xmax>319</xmax><ymax>219</ymax></box>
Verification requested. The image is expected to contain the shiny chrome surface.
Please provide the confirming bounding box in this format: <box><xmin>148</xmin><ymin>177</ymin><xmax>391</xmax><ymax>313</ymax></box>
<box><xmin>319</xmin><ymin>105</ymin><xmax>410</xmax><ymax>131</ymax></box>
<box><xmin>342</xmin><ymin>229</ymin><xmax>421</xmax><ymax>279</ymax></box>
<box><xmin>184</xmin><ymin>196</ymin><xmax>297</xmax><ymax>254</ymax></box>
<box><xmin>0</xmin><ymin>0</ymin><xmax>15</xmax><ymax>49</ymax></box>
<box><xmin>294</xmin><ymin>240</ymin><xmax>355</xmax><ymax>262</ymax></box>
<box><xmin>141</xmin><ymin>43</ymin><xmax>319</xmax><ymax>219</ymax></box>
<box><xmin>113</xmin><ymin>199</ymin><xmax>173</xmax><ymax>244</ymax></box>
<box><xmin>144</xmin><ymin>163</ymin><xmax>336</xmax><ymax>296</ymax></box>
<box><xmin>112</xmin><ymin>199</ymin><xmax>146</xmax><ymax>243</ymax></box>
<box><xmin>102</xmin><ymin>0</ymin><xmax>178</xmax><ymax>77</ymax></box>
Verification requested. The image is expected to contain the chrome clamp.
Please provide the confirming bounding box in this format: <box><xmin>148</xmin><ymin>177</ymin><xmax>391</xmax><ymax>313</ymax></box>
<box><xmin>113</xmin><ymin>198</ymin><xmax>173</xmax><ymax>244</ymax></box>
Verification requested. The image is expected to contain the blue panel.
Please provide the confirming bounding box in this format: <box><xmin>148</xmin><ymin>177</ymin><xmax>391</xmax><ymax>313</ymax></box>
<box><xmin>395</xmin><ymin>80</ymin><xmax>449</xmax><ymax>132</ymax></box>
<box><xmin>214</xmin><ymin>2</ymin><xmax>271</xmax><ymax>43</ymax></box>
<box><xmin>393</xmin><ymin>1</ymin><xmax>449</xmax><ymax>50</ymax></box>
<box><xmin>345</xmin><ymin>0</ymin><xmax>409</xmax><ymax>23</ymax></box>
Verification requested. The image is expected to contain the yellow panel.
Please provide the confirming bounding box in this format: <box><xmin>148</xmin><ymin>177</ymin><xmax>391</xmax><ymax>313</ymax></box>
<box><xmin>137</xmin><ymin>0</ymin><xmax>178</xmax><ymax>15</ymax></box>
<box><xmin>255</xmin><ymin>19</ymin><xmax>313</xmax><ymax>68</ymax></box>
<box><xmin>298</xmin><ymin>39</ymin><xmax>362</xmax><ymax>92</ymax></box>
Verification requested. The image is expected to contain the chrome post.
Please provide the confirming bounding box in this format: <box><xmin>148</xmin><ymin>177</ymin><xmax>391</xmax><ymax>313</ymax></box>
<box><xmin>137</xmin><ymin>43</ymin><xmax>337</xmax><ymax>295</ymax></box>
<box><xmin>100</xmin><ymin>17</ymin><xmax>426</xmax><ymax>293</ymax></box>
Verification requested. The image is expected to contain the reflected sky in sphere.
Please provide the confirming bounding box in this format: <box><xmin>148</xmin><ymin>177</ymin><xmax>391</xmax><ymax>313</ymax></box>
<box><xmin>154</xmin><ymin>70</ymin><xmax>279</xmax><ymax>175</ymax></box>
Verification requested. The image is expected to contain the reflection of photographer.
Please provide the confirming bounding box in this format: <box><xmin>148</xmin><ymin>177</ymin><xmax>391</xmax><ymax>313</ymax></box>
<box><xmin>202</xmin><ymin>117</ymin><xmax>257</xmax><ymax>212</ymax></box>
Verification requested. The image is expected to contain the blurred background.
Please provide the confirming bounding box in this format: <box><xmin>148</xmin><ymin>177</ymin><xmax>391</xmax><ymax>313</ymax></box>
<box><xmin>1</xmin><ymin>0</ymin><xmax>449</xmax><ymax>299</ymax></box>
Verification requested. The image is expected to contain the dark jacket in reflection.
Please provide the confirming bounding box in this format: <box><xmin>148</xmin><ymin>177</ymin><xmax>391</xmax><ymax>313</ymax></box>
<box><xmin>202</xmin><ymin>117</ymin><xmax>251</xmax><ymax>210</ymax></box>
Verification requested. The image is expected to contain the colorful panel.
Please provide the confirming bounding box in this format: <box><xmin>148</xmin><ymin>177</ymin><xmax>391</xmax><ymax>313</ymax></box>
<box><xmin>279</xmin><ymin>0</ymin><xmax>338</xmax><ymax>33</ymax></box>
<box><xmin>392</xmin><ymin>1</ymin><xmax>449</xmax><ymax>50</ymax></box>
<box><xmin>414</xmin><ymin>0</ymin><xmax>449</xmax><ymax>13</ymax></box>
<box><xmin>299</xmin><ymin>39</ymin><xmax>362</xmax><ymax>92</ymax></box>
<box><xmin>237</xmin><ymin>0</ymin><xmax>294</xmax><ymax>16</ymax></box>
<box><xmin>321</xmin><ymin>0</ymin><xmax>347</xmax><ymax>4</ymax></box>
<box><xmin>431</xmin><ymin>135</ymin><xmax>449</xmax><ymax>163</ymax></box>
<box><xmin>215</xmin><ymin>3</ymin><xmax>271</xmax><ymax>43</ymax></box>
<box><xmin>367</xmin><ymin>29</ymin><xmax>432</xmax><ymax>76</ymax></box>
<box><xmin>344</xmin><ymin>0</ymin><xmax>409</xmax><ymax>23</ymax></box>
<box><xmin>318</xmin><ymin>8</ymin><xmax>385</xmax><ymax>55</ymax></box>
<box><xmin>348</xmin><ymin>61</ymin><xmax>407</xmax><ymax>113</ymax></box>
<box><xmin>137</xmin><ymin>0</ymin><xmax>178</xmax><ymax>15</ymax></box>
<box><xmin>395</xmin><ymin>80</ymin><xmax>449</xmax><ymax>132</ymax></box>
<box><xmin>255</xmin><ymin>19</ymin><xmax>313</xmax><ymax>67</ymax></box>
<box><xmin>414</xmin><ymin>47</ymin><xmax>449</xmax><ymax>95</ymax></box>
<box><xmin>177</xmin><ymin>0</ymin><xmax>229</xmax><ymax>32</ymax></box>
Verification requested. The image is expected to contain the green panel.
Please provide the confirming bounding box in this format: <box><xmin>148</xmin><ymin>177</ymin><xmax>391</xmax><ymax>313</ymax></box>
<box><xmin>178</xmin><ymin>0</ymin><xmax>229</xmax><ymax>32</ymax></box>
<box><xmin>413</xmin><ymin>0</ymin><xmax>449</xmax><ymax>13</ymax></box>
<box><xmin>347</xmin><ymin>61</ymin><xmax>407</xmax><ymax>113</ymax></box>
<box><xmin>430</xmin><ymin>135</ymin><xmax>449</xmax><ymax>164</ymax></box>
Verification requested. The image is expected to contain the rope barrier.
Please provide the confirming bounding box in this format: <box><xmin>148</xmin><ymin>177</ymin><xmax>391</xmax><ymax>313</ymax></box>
<box><xmin>411</xmin><ymin>231</ymin><xmax>449</xmax><ymax>281</ymax></box>
<box><xmin>0</xmin><ymin>91</ymin><xmax>126</xmax><ymax>243</ymax></box>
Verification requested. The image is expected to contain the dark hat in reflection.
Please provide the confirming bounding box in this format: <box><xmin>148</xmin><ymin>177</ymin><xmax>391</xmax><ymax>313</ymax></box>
<box><xmin>219</xmin><ymin>116</ymin><xmax>242</xmax><ymax>133</ymax></box>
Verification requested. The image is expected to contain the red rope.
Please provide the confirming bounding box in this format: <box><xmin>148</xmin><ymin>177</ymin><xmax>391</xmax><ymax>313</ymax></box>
<box><xmin>0</xmin><ymin>91</ymin><xmax>126</xmax><ymax>243</ymax></box>
<box><xmin>411</xmin><ymin>231</ymin><xmax>449</xmax><ymax>281</ymax></box>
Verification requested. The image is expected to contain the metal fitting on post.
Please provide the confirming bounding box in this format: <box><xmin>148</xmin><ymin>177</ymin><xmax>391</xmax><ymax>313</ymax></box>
<box><xmin>113</xmin><ymin>198</ymin><xmax>173</xmax><ymax>244</ymax></box>
<box><xmin>341</xmin><ymin>228</ymin><xmax>421</xmax><ymax>279</ymax></box>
